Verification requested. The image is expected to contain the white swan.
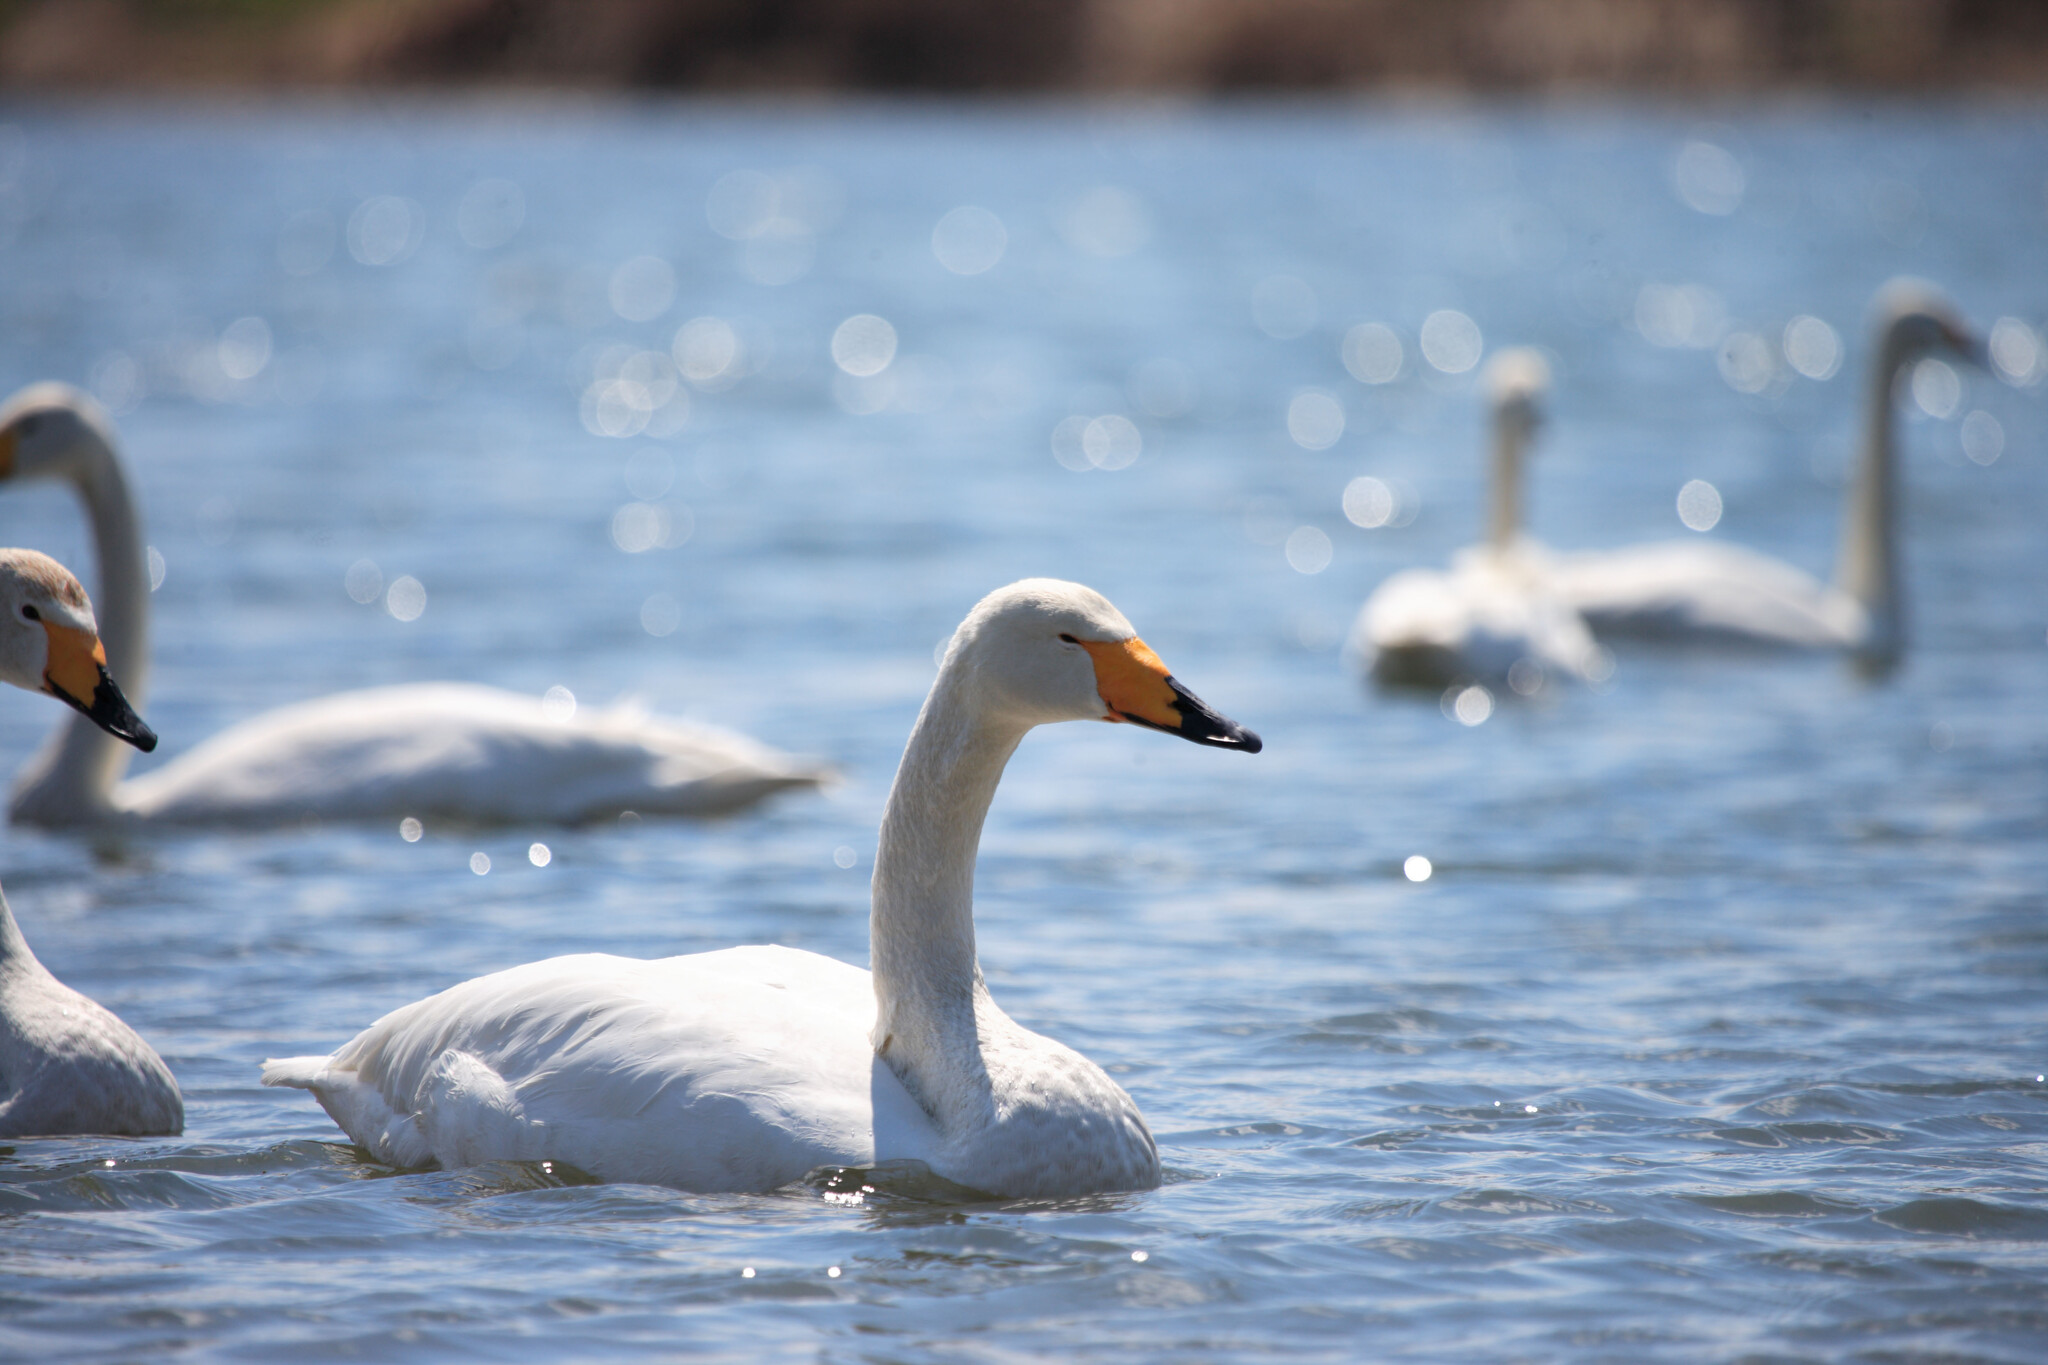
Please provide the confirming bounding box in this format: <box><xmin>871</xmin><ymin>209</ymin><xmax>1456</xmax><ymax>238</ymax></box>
<box><xmin>0</xmin><ymin>547</ymin><xmax>181</xmax><ymax>1136</ymax></box>
<box><xmin>1352</xmin><ymin>348</ymin><xmax>1603</xmax><ymax>691</ymax></box>
<box><xmin>263</xmin><ymin>579</ymin><xmax>1261</xmax><ymax>1197</ymax></box>
<box><xmin>0</xmin><ymin>384</ymin><xmax>828</xmax><ymax>828</ymax></box>
<box><xmin>1547</xmin><ymin>280</ymin><xmax>1982</xmax><ymax>672</ymax></box>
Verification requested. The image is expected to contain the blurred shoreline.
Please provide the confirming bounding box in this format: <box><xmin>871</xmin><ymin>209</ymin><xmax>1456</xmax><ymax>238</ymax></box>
<box><xmin>5</xmin><ymin>0</ymin><xmax>2048</xmax><ymax>95</ymax></box>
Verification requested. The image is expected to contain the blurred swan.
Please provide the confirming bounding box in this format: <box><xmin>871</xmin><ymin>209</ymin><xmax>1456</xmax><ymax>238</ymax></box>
<box><xmin>0</xmin><ymin>547</ymin><xmax>181</xmax><ymax>1136</ymax></box>
<box><xmin>263</xmin><ymin>579</ymin><xmax>1261</xmax><ymax>1197</ymax></box>
<box><xmin>0</xmin><ymin>384</ymin><xmax>828</xmax><ymax>828</ymax></box>
<box><xmin>1352</xmin><ymin>348</ymin><xmax>1604</xmax><ymax>691</ymax></box>
<box><xmin>1547</xmin><ymin>280</ymin><xmax>1982</xmax><ymax>672</ymax></box>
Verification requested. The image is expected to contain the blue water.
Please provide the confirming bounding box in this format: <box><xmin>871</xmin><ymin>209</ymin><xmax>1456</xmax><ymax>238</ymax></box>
<box><xmin>1</xmin><ymin>98</ymin><xmax>2046</xmax><ymax>1362</ymax></box>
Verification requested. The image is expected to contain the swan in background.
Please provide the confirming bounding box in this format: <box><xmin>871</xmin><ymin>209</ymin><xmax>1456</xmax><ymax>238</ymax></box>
<box><xmin>1547</xmin><ymin>280</ymin><xmax>1982</xmax><ymax>673</ymax></box>
<box><xmin>0</xmin><ymin>547</ymin><xmax>181</xmax><ymax>1136</ymax></box>
<box><xmin>1352</xmin><ymin>348</ymin><xmax>1604</xmax><ymax>692</ymax></box>
<box><xmin>264</xmin><ymin>579</ymin><xmax>1261</xmax><ymax>1197</ymax></box>
<box><xmin>0</xmin><ymin>384</ymin><xmax>828</xmax><ymax>828</ymax></box>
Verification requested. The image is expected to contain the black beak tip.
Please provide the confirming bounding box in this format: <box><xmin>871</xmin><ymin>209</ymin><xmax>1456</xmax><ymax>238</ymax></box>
<box><xmin>1163</xmin><ymin>676</ymin><xmax>1262</xmax><ymax>754</ymax></box>
<box><xmin>68</xmin><ymin>665</ymin><xmax>157</xmax><ymax>753</ymax></box>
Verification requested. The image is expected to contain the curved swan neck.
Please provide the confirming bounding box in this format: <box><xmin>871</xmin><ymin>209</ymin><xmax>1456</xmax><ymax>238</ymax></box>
<box><xmin>1835</xmin><ymin>332</ymin><xmax>1907</xmax><ymax>667</ymax></box>
<box><xmin>1487</xmin><ymin>406</ymin><xmax>1527</xmax><ymax>551</ymax></box>
<box><xmin>869</xmin><ymin>662</ymin><xmax>1027</xmax><ymax>1117</ymax></box>
<box><xmin>9</xmin><ymin>428</ymin><xmax>149</xmax><ymax>825</ymax></box>
<box><xmin>0</xmin><ymin>885</ymin><xmax>35</xmax><ymax>971</ymax></box>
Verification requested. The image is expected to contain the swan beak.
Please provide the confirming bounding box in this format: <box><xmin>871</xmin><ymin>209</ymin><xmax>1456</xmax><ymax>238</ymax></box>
<box><xmin>0</xmin><ymin>425</ymin><xmax>14</xmax><ymax>476</ymax></box>
<box><xmin>1082</xmin><ymin>637</ymin><xmax>1262</xmax><ymax>753</ymax></box>
<box><xmin>41</xmin><ymin>622</ymin><xmax>157</xmax><ymax>753</ymax></box>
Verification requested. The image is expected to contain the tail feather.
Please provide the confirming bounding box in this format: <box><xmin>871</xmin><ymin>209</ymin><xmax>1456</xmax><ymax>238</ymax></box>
<box><xmin>261</xmin><ymin>1055</ymin><xmax>331</xmax><ymax>1089</ymax></box>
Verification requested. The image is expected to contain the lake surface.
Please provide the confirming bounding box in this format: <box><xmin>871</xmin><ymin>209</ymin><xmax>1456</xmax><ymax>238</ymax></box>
<box><xmin>0</xmin><ymin>97</ymin><xmax>2045</xmax><ymax>1363</ymax></box>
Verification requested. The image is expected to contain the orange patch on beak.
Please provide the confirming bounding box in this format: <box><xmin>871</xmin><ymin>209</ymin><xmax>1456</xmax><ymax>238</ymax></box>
<box><xmin>1080</xmin><ymin>636</ymin><xmax>1182</xmax><ymax>729</ymax></box>
<box><xmin>41</xmin><ymin>621</ymin><xmax>107</xmax><ymax>710</ymax></box>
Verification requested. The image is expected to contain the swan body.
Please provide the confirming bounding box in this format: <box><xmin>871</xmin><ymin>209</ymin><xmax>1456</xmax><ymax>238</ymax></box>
<box><xmin>1358</xmin><ymin>541</ymin><xmax>1602</xmax><ymax>689</ymax></box>
<box><xmin>1355</xmin><ymin>349</ymin><xmax>1602</xmax><ymax>690</ymax></box>
<box><xmin>0</xmin><ymin>548</ymin><xmax>180</xmax><ymax>1136</ymax></box>
<box><xmin>113</xmin><ymin>683</ymin><xmax>824</xmax><ymax>826</ymax></box>
<box><xmin>266</xmin><ymin>579</ymin><xmax>1262</xmax><ymax>1197</ymax></box>
<box><xmin>1545</xmin><ymin>540</ymin><xmax>1867</xmax><ymax>648</ymax></box>
<box><xmin>0</xmin><ymin>383</ymin><xmax>827</xmax><ymax>829</ymax></box>
<box><xmin>1550</xmin><ymin>280</ymin><xmax>1981</xmax><ymax>670</ymax></box>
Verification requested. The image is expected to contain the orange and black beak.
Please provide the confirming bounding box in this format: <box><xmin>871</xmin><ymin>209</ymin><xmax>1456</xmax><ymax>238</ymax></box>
<box><xmin>1081</xmin><ymin>637</ymin><xmax>1261</xmax><ymax>752</ymax></box>
<box><xmin>41</xmin><ymin>621</ymin><xmax>156</xmax><ymax>752</ymax></box>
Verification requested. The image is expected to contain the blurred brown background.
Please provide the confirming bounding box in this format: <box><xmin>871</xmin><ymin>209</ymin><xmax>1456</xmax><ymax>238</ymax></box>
<box><xmin>0</xmin><ymin>0</ymin><xmax>2039</xmax><ymax>91</ymax></box>
<box><xmin>3</xmin><ymin>0</ymin><xmax>2046</xmax><ymax>91</ymax></box>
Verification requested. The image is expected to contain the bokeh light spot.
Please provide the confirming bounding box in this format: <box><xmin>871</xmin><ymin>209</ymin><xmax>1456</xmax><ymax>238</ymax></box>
<box><xmin>1677</xmin><ymin>479</ymin><xmax>1723</xmax><ymax>532</ymax></box>
<box><xmin>1783</xmin><ymin>315</ymin><xmax>1842</xmax><ymax>380</ymax></box>
<box><xmin>386</xmin><ymin>575</ymin><xmax>426</xmax><ymax>621</ymax></box>
<box><xmin>1420</xmin><ymin>310</ymin><xmax>1483</xmax><ymax>373</ymax></box>
<box><xmin>1961</xmin><ymin>409</ymin><xmax>2004</xmax><ymax>465</ymax></box>
<box><xmin>1284</xmin><ymin>525</ymin><xmax>1333</xmax><ymax>574</ymax></box>
<box><xmin>1911</xmin><ymin>358</ymin><xmax>1960</xmax><ymax>419</ymax></box>
<box><xmin>1672</xmin><ymin>139</ymin><xmax>1745</xmax><ymax>215</ymax></box>
<box><xmin>1287</xmin><ymin>391</ymin><xmax>1345</xmax><ymax>450</ymax></box>
<box><xmin>1342</xmin><ymin>323</ymin><xmax>1403</xmax><ymax>384</ymax></box>
<box><xmin>932</xmin><ymin>206</ymin><xmax>1007</xmax><ymax>275</ymax></box>
<box><xmin>832</xmin><ymin>315</ymin><xmax>898</xmax><ymax>377</ymax></box>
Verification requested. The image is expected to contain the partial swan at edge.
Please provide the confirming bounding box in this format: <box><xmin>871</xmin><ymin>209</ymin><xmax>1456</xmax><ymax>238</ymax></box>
<box><xmin>1547</xmin><ymin>279</ymin><xmax>1983</xmax><ymax>673</ymax></box>
<box><xmin>263</xmin><ymin>579</ymin><xmax>1261</xmax><ymax>1197</ymax></box>
<box><xmin>0</xmin><ymin>547</ymin><xmax>181</xmax><ymax>1136</ymax></box>
<box><xmin>0</xmin><ymin>384</ymin><xmax>829</xmax><ymax>828</ymax></box>
<box><xmin>1351</xmin><ymin>348</ymin><xmax>1604</xmax><ymax>692</ymax></box>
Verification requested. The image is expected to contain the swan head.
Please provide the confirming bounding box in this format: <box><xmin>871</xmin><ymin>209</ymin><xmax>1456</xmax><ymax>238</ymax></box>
<box><xmin>0</xmin><ymin>548</ymin><xmax>156</xmax><ymax>752</ymax></box>
<box><xmin>943</xmin><ymin>579</ymin><xmax>1260</xmax><ymax>751</ymax></box>
<box><xmin>1872</xmin><ymin>279</ymin><xmax>1983</xmax><ymax>369</ymax></box>
<box><xmin>0</xmin><ymin>383</ymin><xmax>116</xmax><ymax>485</ymax></box>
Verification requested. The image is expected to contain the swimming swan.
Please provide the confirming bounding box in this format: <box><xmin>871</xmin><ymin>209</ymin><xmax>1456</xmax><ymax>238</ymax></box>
<box><xmin>0</xmin><ymin>548</ymin><xmax>181</xmax><ymax>1136</ymax></box>
<box><xmin>0</xmin><ymin>384</ymin><xmax>828</xmax><ymax>828</ymax></box>
<box><xmin>1352</xmin><ymin>348</ymin><xmax>1603</xmax><ymax>691</ymax></box>
<box><xmin>263</xmin><ymin>579</ymin><xmax>1261</xmax><ymax>1197</ymax></box>
<box><xmin>1546</xmin><ymin>280</ymin><xmax>1982</xmax><ymax>672</ymax></box>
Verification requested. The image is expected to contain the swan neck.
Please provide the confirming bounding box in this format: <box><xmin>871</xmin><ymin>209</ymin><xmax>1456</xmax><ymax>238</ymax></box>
<box><xmin>1836</xmin><ymin>337</ymin><xmax>1905</xmax><ymax>663</ymax></box>
<box><xmin>1487</xmin><ymin>409</ymin><xmax>1525</xmax><ymax>551</ymax></box>
<box><xmin>9</xmin><ymin>433</ymin><xmax>148</xmax><ymax>825</ymax></box>
<box><xmin>0</xmin><ymin>886</ymin><xmax>32</xmax><ymax>969</ymax></box>
<box><xmin>869</xmin><ymin>663</ymin><xmax>1026</xmax><ymax>1118</ymax></box>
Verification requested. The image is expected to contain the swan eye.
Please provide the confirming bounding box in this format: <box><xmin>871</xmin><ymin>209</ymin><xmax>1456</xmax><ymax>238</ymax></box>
<box><xmin>19</xmin><ymin>605</ymin><xmax>37</xmax><ymax>622</ymax></box>
<box><xmin>1058</xmin><ymin>633</ymin><xmax>1080</xmax><ymax>645</ymax></box>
